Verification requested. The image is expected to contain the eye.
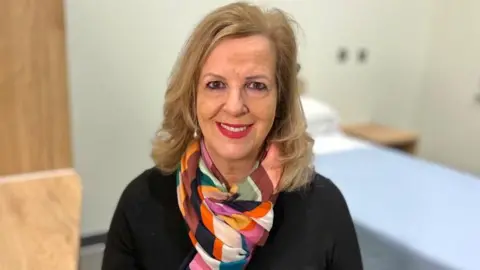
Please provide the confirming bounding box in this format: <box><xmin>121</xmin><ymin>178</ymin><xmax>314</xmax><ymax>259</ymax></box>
<box><xmin>246</xmin><ymin>81</ymin><xmax>267</xmax><ymax>91</ymax></box>
<box><xmin>206</xmin><ymin>81</ymin><xmax>226</xmax><ymax>89</ymax></box>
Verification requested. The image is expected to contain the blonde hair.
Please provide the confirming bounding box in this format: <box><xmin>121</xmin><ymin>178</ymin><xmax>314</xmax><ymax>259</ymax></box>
<box><xmin>152</xmin><ymin>1</ymin><xmax>314</xmax><ymax>191</ymax></box>
<box><xmin>296</xmin><ymin>63</ymin><xmax>307</xmax><ymax>95</ymax></box>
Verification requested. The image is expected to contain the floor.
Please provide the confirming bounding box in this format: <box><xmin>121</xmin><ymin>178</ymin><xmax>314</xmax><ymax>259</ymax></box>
<box><xmin>79</xmin><ymin>244</ymin><xmax>104</xmax><ymax>270</ymax></box>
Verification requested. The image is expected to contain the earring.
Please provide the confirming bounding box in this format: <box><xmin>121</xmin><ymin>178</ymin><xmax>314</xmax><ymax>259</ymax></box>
<box><xmin>193</xmin><ymin>128</ymin><xmax>199</xmax><ymax>138</ymax></box>
<box><xmin>193</xmin><ymin>118</ymin><xmax>200</xmax><ymax>138</ymax></box>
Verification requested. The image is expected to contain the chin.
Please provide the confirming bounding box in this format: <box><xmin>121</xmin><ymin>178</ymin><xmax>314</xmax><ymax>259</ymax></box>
<box><xmin>219</xmin><ymin>144</ymin><xmax>255</xmax><ymax>161</ymax></box>
<box><xmin>201</xmin><ymin>123</ymin><xmax>265</xmax><ymax>162</ymax></box>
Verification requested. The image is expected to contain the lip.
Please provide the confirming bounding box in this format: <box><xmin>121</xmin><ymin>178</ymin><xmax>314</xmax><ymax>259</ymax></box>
<box><xmin>216</xmin><ymin>122</ymin><xmax>253</xmax><ymax>139</ymax></box>
<box><xmin>220</xmin><ymin>123</ymin><xmax>251</xmax><ymax>128</ymax></box>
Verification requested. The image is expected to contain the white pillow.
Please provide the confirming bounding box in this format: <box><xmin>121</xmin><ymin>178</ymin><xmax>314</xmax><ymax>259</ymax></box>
<box><xmin>300</xmin><ymin>96</ymin><xmax>341</xmax><ymax>136</ymax></box>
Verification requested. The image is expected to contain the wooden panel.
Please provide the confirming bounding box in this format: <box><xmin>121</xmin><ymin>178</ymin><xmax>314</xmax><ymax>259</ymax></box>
<box><xmin>0</xmin><ymin>1</ymin><xmax>80</xmax><ymax>268</ymax></box>
<box><xmin>0</xmin><ymin>0</ymin><xmax>72</xmax><ymax>176</ymax></box>
<box><xmin>0</xmin><ymin>169</ymin><xmax>81</xmax><ymax>270</ymax></box>
<box><xmin>342</xmin><ymin>123</ymin><xmax>418</xmax><ymax>145</ymax></box>
<box><xmin>342</xmin><ymin>123</ymin><xmax>418</xmax><ymax>154</ymax></box>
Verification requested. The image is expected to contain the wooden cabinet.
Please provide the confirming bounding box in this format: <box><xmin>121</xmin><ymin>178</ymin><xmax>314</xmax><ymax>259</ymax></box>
<box><xmin>0</xmin><ymin>0</ymin><xmax>72</xmax><ymax>176</ymax></box>
<box><xmin>342</xmin><ymin>123</ymin><xmax>419</xmax><ymax>154</ymax></box>
<box><xmin>0</xmin><ymin>0</ymin><xmax>81</xmax><ymax>269</ymax></box>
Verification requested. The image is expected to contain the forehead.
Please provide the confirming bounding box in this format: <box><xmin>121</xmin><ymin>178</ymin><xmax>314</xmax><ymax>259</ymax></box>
<box><xmin>201</xmin><ymin>35</ymin><xmax>275</xmax><ymax>73</ymax></box>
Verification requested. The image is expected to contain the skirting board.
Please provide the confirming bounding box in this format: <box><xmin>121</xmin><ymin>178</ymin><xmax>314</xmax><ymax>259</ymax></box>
<box><xmin>81</xmin><ymin>233</ymin><xmax>107</xmax><ymax>247</ymax></box>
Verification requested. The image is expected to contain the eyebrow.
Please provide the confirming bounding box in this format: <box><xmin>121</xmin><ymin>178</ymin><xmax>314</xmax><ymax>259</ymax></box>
<box><xmin>202</xmin><ymin>73</ymin><xmax>271</xmax><ymax>82</ymax></box>
<box><xmin>246</xmin><ymin>75</ymin><xmax>271</xmax><ymax>81</ymax></box>
<box><xmin>202</xmin><ymin>73</ymin><xmax>226</xmax><ymax>80</ymax></box>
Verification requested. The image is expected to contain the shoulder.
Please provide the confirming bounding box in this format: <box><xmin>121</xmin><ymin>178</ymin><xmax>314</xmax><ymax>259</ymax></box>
<box><xmin>114</xmin><ymin>166</ymin><xmax>177</xmax><ymax>215</ymax></box>
<box><xmin>300</xmin><ymin>174</ymin><xmax>363</xmax><ymax>268</ymax></box>
<box><xmin>308</xmin><ymin>172</ymin><xmax>348</xmax><ymax>207</ymax></box>
<box><xmin>290</xmin><ymin>172</ymin><xmax>347</xmax><ymax>204</ymax></box>
<box><xmin>104</xmin><ymin>167</ymin><xmax>190</xmax><ymax>268</ymax></box>
<box><xmin>281</xmin><ymin>172</ymin><xmax>353</xmax><ymax>225</ymax></box>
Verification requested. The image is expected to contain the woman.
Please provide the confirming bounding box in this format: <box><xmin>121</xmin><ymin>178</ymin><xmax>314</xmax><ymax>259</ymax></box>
<box><xmin>102</xmin><ymin>2</ymin><xmax>362</xmax><ymax>270</ymax></box>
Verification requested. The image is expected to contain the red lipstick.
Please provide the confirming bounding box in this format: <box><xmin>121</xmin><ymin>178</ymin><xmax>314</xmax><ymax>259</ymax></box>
<box><xmin>216</xmin><ymin>122</ymin><xmax>253</xmax><ymax>139</ymax></box>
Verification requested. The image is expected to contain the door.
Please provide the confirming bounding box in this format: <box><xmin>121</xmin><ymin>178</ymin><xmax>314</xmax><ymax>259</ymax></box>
<box><xmin>418</xmin><ymin>0</ymin><xmax>480</xmax><ymax>176</ymax></box>
<box><xmin>0</xmin><ymin>0</ymin><xmax>72</xmax><ymax>175</ymax></box>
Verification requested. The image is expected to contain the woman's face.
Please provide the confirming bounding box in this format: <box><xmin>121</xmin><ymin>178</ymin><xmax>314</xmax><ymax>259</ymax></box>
<box><xmin>196</xmin><ymin>35</ymin><xmax>277</xmax><ymax>164</ymax></box>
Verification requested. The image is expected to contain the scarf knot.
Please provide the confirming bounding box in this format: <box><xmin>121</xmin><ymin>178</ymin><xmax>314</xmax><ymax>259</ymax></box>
<box><xmin>176</xmin><ymin>139</ymin><xmax>282</xmax><ymax>269</ymax></box>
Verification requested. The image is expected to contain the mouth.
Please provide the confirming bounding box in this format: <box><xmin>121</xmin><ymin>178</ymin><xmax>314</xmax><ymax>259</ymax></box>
<box><xmin>216</xmin><ymin>122</ymin><xmax>253</xmax><ymax>139</ymax></box>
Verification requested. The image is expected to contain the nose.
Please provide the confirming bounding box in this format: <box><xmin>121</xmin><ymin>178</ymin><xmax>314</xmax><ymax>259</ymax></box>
<box><xmin>223</xmin><ymin>87</ymin><xmax>247</xmax><ymax>116</ymax></box>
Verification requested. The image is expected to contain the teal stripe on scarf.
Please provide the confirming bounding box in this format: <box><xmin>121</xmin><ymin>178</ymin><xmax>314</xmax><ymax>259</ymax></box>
<box><xmin>219</xmin><ymin>260</ymin><xmax>245</xmax><ymax>270</ymax></box>
<box><xmin>199</xmin><ymin>159</ymin><xmax>227</xmax><ymax>191</ymax></box>
<box><xmin>199</xmin><ymin>171</ymin><xmax>217</xmax><ymax>188</ymax></box>
<box><xmin>218</xmin><ymin>235</ymin><xmax>250</xmax><ymax>270</ymax></box>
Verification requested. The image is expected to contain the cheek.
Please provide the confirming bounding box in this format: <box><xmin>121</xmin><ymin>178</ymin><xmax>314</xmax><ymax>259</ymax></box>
<box><xmin>196</xmin><ymin>92</ymin><xmax>210</xmax><ymax>119</ymax></box>
<box><xmin>196</xmin><ymin>93</ymin><xmax>219</xmax><ymax>124</ymax></box>
<box><xmin>253</xmin><ymin>97</ymin><xmax>277</xmax><ymax>128</ymax></box>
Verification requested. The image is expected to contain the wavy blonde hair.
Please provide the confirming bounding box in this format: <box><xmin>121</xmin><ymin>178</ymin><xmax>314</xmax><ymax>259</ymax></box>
<box><xmin>152</xmin><ymin>1</ymin><xmax>314</xmax><ymax>192</ymax></box>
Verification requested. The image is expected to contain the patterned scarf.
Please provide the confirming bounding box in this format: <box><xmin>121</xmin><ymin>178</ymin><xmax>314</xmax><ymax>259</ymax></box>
<box><xmin>176</xmin><ymin>139</ymin><xmax>283</xmax><ymax>269</ymax></box>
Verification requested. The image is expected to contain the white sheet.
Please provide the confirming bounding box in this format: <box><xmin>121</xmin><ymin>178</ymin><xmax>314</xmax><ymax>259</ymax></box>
<box><xmin>300</xmin><ymin>96</ymin><xmax>341</xmax><ymax>135</ymax></box>
<box><xmin>315</xmin><ymin>145</ymin><xmax>480</xmax><ymax>270</ymax></box>
<box><xmin>312</xmin><ymin>133</ymin><xmax>370</xmax><ymax>155</ymax></box>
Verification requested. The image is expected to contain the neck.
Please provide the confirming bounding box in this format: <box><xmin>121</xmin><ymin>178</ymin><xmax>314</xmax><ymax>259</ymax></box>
<box><xmin>214</xmin><ymin>158</ymin><xmax>256</xmax><ymax>184</ymax></box>
<box><xmin>203</xmin><ymin>144</ymin><xmax>258</xmax><ymax>185</ymax></box>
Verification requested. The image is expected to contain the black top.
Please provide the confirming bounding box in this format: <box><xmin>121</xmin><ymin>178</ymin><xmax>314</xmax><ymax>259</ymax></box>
<box><xmin>102</xmin><ymin>167</ymin><xmax>363</xmax><ymax>270</ymax></box>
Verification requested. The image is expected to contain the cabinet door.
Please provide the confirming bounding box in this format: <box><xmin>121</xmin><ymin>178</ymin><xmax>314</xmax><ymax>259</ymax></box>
<box><xmin>0</xmin><ymin>0</ymin><xmax>72</xmax><ymax>175</ymax></box>
<box><xmin>419</xmin><ymin>0</ymin><xmax>480</xmax><ymax>176</ymax></box>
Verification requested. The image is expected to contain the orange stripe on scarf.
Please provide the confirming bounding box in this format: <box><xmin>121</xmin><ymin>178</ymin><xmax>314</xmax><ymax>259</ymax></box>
<box><xmin>181</xmin><ymin>142</ymin><xmax>200</xmax><ymax>173</ymax></box>
<box><xmin>213</xmin><ymin>239</ymin><xmax>223</xmax><ymax>260</ymax></box>
<box><xmin>200</xmin><ymin>203</ymin><xmax>214</xmax><ymax>233</ymax></box>
<box><xmin>244</xmin><ymin>201</ymin><xmax>272</xmax><ymax>218</ymax></box>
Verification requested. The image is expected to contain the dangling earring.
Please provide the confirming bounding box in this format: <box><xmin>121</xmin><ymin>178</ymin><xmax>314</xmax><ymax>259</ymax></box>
<box><xmin>193</xmin><ymin>125</ymin><xmax>201</xmax><ymax>138</ymax></box>
<box><xmin>193</xmin><ymin>117</ymin><xmax>200</xmax><ymax>138</ymax></box>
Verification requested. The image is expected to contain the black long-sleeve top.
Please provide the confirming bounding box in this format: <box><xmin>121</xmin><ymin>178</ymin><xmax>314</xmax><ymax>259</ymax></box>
<box><xmin>102</xmin><ymin>167</ymin><xmax>363</xmax><ymax>270</ymax></box>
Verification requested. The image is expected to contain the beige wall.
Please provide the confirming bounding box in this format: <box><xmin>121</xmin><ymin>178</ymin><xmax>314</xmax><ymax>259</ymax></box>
<box><xmin>65</xmin><ymin>0</ymin><xmax>479</xmax><ymax>235</ymax></box>
<box><xmin>416</xmin><ymin>0</ymin><xmax>480</xmax><ymax>176</ymax></box>
<box><xmin>255</xmin><ymin>0</ymin><xmax>434</xmax><ymax>126</ymax></box>
<box><xmin>372</xmin><ymin>0</ymin><xmax>480</xmax><ymax>176</ymax></box>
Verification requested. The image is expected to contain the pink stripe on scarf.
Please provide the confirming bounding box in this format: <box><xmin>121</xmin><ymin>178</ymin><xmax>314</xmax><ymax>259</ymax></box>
<box><xmin>191</xmin><ymin>254</ymin><xmax>211</xmax><ymax>270</ymax></box>
<box><xmin>204</xmin><ymin>198</ymin><xmax>266</xmax><ymax>245</ymax></box>
<box><xmin>204</xmin><ymin>198</ymin><xmax>239</xmax><ymax>216</ymax></box>
<box><xmin>200</xmin><ymin>140</ymin><xmax>214</xmax><ymax>168</ymax></box>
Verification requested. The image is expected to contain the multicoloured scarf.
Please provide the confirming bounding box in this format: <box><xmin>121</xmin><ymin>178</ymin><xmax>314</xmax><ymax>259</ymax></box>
<box><xmin>176</xmin><ymin>139</ymin><xmax>283</xmax><ymax>269</ymax></box>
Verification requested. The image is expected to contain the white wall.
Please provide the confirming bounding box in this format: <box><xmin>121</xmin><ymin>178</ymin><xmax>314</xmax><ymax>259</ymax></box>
<box><xmin>257</xmin><ymin>0</ymin><xmax>434</xmax><ymax>126</ymax></box>
<box><xmin>416</xmin><ymin>0</ymin><xmax>480</xmax><ymax>176</ymax></box>
<box><xmin>65</xmin><ymin>0</ymin><xmax>278</xmax><ymax>235</ymax></box>
<box><xmin>370</xmin><ymin>0</ymin><xmax>480</xmax><ymax>176</ymax></box>
<box><xmin>367</xmin><ymin>0</ymin><xmax>434</xmax><ymax>129</ymax></box>
<box><xmin>65</xmin><ymin>0</ymin><xmax>436</xmax><ymax>235</ymax></box>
